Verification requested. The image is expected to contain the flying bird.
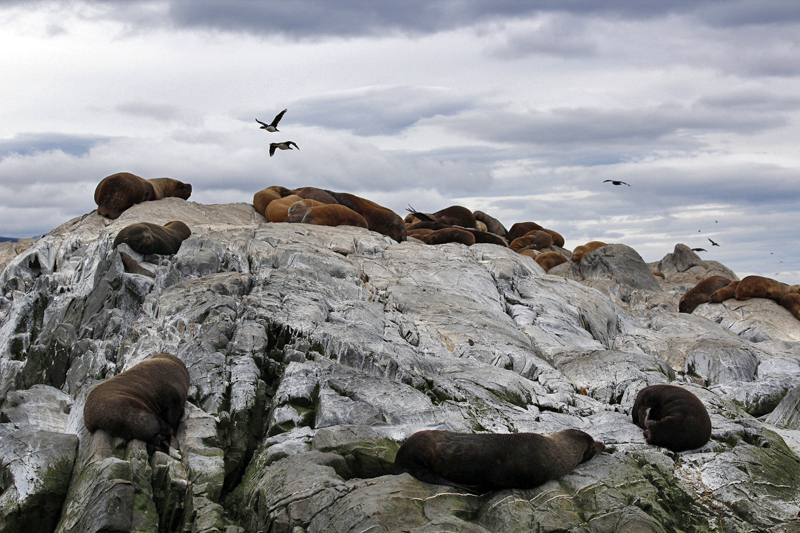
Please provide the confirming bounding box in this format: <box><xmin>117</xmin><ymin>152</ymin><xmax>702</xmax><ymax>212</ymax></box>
<box><xmin>269</xmin><ymin>141</ymin><xmax>299</xmax><ymax>157</ymax></box>
<box><xmin>256</xmin><ymin>108</ymin><xmax>287</xmax><ymax>132</ymax></box>
<box><xmin>692</xmin><ymin>248</ymin><xmax>707</xmax><ymax>252</ymax></box>
<box><xmin>604</xmin><ymin>180</ymin><xmax>631</xmax><ymax>186</ymax></box>
<box><xmin>708</xmin><ymin>238</ymin><xmax>720</xmax><ymax>247</ymax></box>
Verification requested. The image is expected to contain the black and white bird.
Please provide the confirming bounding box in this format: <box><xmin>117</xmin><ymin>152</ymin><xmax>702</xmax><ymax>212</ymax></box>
<box><xmin>256</xmin><ymin>109</ymin><xmax>287</xmax><ymax>132</ymax></box>
<box><xmin>269</xmin><ymin>141</ymin><xmax>299</xmax><ymax>157</ymax></box>
<box><xmin>603</xmin><ymin>180</ymin><xmax>631</xmax><ymax>186</ymax></box>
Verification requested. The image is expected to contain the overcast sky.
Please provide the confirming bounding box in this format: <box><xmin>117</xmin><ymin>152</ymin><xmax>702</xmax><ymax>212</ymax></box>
<box><xmin>2</xmin><ymin>0</ymin><xmax>799</xmax><ymax>282</ymax></box>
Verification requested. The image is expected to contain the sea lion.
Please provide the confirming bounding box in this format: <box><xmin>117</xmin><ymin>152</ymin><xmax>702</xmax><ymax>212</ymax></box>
<box><xmin>632</xmin><ymin>384</ymin><xmax>712</xmax><ymax>452</ymax></box>
<box><xmin>429</xmin><ymin>206</ymin><xmax>477</xmax><ymax>228</ymax></box>
<box><xmin>325</xmin><ymin>191</ymin><xmax>407</xmax><ymax>242</ymax></box>
<box><xmin>475</xmin><ymin>220</ymin><xmax>488</xmax><ymax>232</ymax></box>
<box><xmin>406</xmin><ymin>221</ymin><xmax>448</xmax><ymax>232</ymax></box>
<box><xmin>679</xmin><ymin>275</ymin><xmax>733</xmax><ymax>313</ymax></box>
<box><xmin>253</xmin><ymin>187</ymin><xmax>283</xmax><ymax>216</ymax></box>
<box><xmin>779</xmin><ymin>292</ymin><xmax>800</xmax><ymax>320</ymax></box>
<box><xmin>466</xmin><ymin>228</ymin><xmax>508</xmax><ymax>247</ymax></box>
<box><xmin>291</xmin><ymin>187</ymin><xmax>339</xmax><ymax>205</ymax></box>
<box><xmin>119</xmin><ymin>252</ymin><xmax>155</xmax><ymax>278</ymax></box>
<box><xmin>285</xmin><ymin>198</ymin><xmax>328</xmax><ymax>222</ymax></box>
<box><xmin>394</xmin><ymin>429</ymin><xmax>605</xmax><ymax>493</ymax></box>
<box><xmin>146</xmin><ymin>177</ymin><xmax>192</xmax><ymax>201</ymax></box>
<box><xmin>83</xmin><ymin>352</ymin><xmax>190</xmax><ymax>448</ymax></box>
<box><xmin>510</xmin><ymin>230</ymin><xmax>553</xmax><ymax>252</ymax></box>
<box><xmin>507</xmin><ymin>222</ymin><xmax>544</xmax><ymax>243</ymax></box>
<box><xmin>474</xmin><ymin>211</ymin><xmax>507</xmax><ymax>238</ymax></box>
<box><xmin>408</xmin><ymin>228</ymin><xmax>435</xmax><ymax>240</ymax></box>
<box><xmin>572</xmin><ymin>241</ymin><xmax>608</xmax><ymax>262</ymax></box>
<box><xmin>266</xmin><ymin>194</ymin><xmax>303</xmax><ymax>223</ymax></box>
<box><xmin>94</xmin><ymin>172</ymin><xmax>157</xmax><ymax>219</ymax></box>
<box><xmin>709</xmin><ymin>280</ymin><xmax>740</xmax><ymax>303</ymax></box>
<box><xmin>112</xmin><ymin>221</ymin><xmax>191</xmax><ymax>255</ymax></box>
<box><xmin>543</xmin><ymin>229</ymin><xmax>565</xmax><ymax>248</ymax></box>
<box><xmin>421</xmin><ymin>227</ymin><xmax>476</xmax><ymax>246</ymax></box>
<box><xmin>734</xmin><ymin>275</ymin><xmax>790</xmax><ymax>302</ymax></box>
<box><xmin>299</xmin><ymin>204</ymin><xmax>369</xmax><ymax>229</ymax></box>
<box><xmin>535</xmin><ymin>251</ymin><xmax>568</xmax><ymax>272</ymax></box>
<box><xmin>651</xmin><ymin>271</ymin><xmax>665</xmax><ymax>279</ymax></box>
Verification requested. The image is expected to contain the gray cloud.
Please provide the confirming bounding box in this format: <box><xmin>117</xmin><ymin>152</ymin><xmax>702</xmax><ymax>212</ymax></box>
<box><xmin>115</xmin><ymin>101</ymin><xmax>194</xmax><ymax>123</ymax></box>
<box><xmin>0</xmin><ymin>133</ymin><xmax>111</xmax><ymax>159</ymax></box>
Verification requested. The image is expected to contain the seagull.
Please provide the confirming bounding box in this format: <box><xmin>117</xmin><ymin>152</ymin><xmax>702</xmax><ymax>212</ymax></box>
<box><xmin>604</xmin><ymin>180</ymin><xmax>631</xmax><ymax>186</ymax></box>
<box><xmin>256</xmin><ymin>109</ymin><xmax>287</xmax><ymax>132</ymax></box>
<box><xmin>269</xmin><ymin>141</ymin><xmax>298</xmax><ymax>157</ymax></box>
<box><xmin>692</xmin><ymin>248</ymin><xmax>707</xmax><ymax>252</ymax></box>
<box><xmin>708</xmin><ymin>238</ymin><xmax>720</xmax><ymax>247</ymax></box>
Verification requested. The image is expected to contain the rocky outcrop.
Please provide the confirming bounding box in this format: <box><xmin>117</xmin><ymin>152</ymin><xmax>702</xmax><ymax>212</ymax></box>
<box><xmin>1</xmin><ymin>200</ymin><xmax>799</xmax><ymax>532</ymax></box>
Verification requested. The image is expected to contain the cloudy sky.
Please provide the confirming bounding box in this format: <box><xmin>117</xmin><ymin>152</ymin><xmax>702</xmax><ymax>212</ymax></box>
<box><xmin>2</xmin><ymin>0</ymin><xmax>799</xmax><ymax>282</ymax></box>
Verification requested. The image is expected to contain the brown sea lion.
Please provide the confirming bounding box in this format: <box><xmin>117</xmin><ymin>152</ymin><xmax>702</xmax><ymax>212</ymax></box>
<box><xmin>734</xmin><ymin>275</ymin><xmax>790</xmax><ymax>302</ymax></box>
<box><xmin>291</xmin><ymin>187</ymin><xmax>339</xmax><ymax>205</ymax></box>
<box><xmin>113</xmin><ymin>221</ymin><xmax>191</xmax><ymax>256</ymax></box>
<box><xmin>510</xmin><ymin>230</ymin><xmax>553</xmax><ymax>252</ymax></box>
<box><xmin>299</xmin><ymin>204</ymin><xmax>369</xmax><ymax>229</ymax></box>
<box><xmin>407</xmin><ymin>220</ymin><xmax>448</xmax><ymax>232</ymax></box>
<box><xmin>465</xmin><ymin>228</ymin><xmax>508</xmax><ymax>247</ymax></box>
<box><xmin>571</xmin><ymin>241</ymin><xmax>608</xmax><ymax>262</ymax></box>
<box><xmin>507</xmin><ymin>222</ymin><xmax>544</xmax><ymax>243</ymax></box>
<box><xmin>94</xmin><ymin>172</ymin><xmax>157</xmax><ymax>219</ymax></box>
<box><xmin>779</xmin><ymin>292</ymin><xmax>800</xmax><ymax>320</ymax></box>
<box><xmin>394</xmin><ymin>429</ymin><xmax>605</xmax><ymax>493</ymax></box>
<box><xmin>474</xmin><ymin>211</ymin><xmax>508</xmax><ymax>238</ymax></box>
<box><xmin>709</xmin><ymin>280</ymin><xmax>740</xmax><ymax>303</ymax></box>
<box><xmin>253</xmin><ymin>187</ymin><xmax>283</xmax><ymax>216</ymax></box>
<box><xmin>285</xmin><ymin>198</ymin><xmax>328</xmax><ymax>222</ymax></box>
<box><xmin>83</xmin><ymin>352</ymin><xmax>190</xmax><ymax>448</ymax></box>
<box><xmin>679</xmin><ymin>275</ymin><xmax>733</xmax><ymax>313</ymax></box>
<box><xmin>536</xmin><ymin>251</ymin><xmax>568</xmax><ymax>272</ymax></box>
<box><xmin>325</xmin><ymin>191</ymin><xmax>407</xmax><ymax>242</ymax></box>
<box><xmin>543</xmin><ymin>229</ymin><xmax>565</xmax><ymax>248</ymax></box>
<box><xmin>421</xmin><ymin>227</ymin><xmax>476</xmax><ymax>246</ymax></box>
<box><xmin>632</xmin><ymin>384</ymin><xmax>711</xmax><ymax>452</ymax></box>
<box><xmin>146</xmin><ymin>177</ymin><xmax>192</xmax><ymax>201</ymax></box>
<box><xmin>408</xmin><ymin>228</ymin><xmax>435</xmax><ymax>240</ymax></box>
<box><xmin>266</xmin><ymin>194</ymin><xmax>303</xmax><ymax>223</ymax></box>
<box><xmin>429</xmin><ymin>206</ymin><xmax>477</xmax><ymax>228</ymax></box>
<box><xmin>475</xmin><ymin>220</ymin><xmax>488</xmax><ymax>232</ymax></box>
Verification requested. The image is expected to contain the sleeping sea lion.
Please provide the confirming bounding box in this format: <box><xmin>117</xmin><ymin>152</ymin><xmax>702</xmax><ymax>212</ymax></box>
<box><xmin>572</xmin><ymin>241</ymin><xmax>608</xmax><ymax>262</ymax></box>
<box><xmin>473</xmin><ymin>211</ymin><xmax>508</xmax><ymax>238</ymax></box>
<box><xmin>394</xmin><ymin>429</ymin><xmax>605</xmax><ymax>493</ymax></box>
<box><xmin>709</xmin><ymin>280</ymin><xmax>740</xmax><ymax>303</ymax></box>
<box><xmin>94</xmin><ymin>172</ymin><xmax>157</xmax><ymax>219</ymax></box>
<box><xmin>507</xmin><ymin>222</ymin><xmax>544</xmax><ymax>243</ymax></box>
<box><xmin>679</xmin><ymin>275</ymin><xmax>733</xmax><ymax>313</ymax></box>
<box><xmin>510</xmin><ymin>230</ymin><xmax>553</xmax><ymax>252</ymax></box>
<box><xmin>420</xmin><ymin>227</ymin><xmax>476</xmax><ymax>246</ymax></box>
<box><xmin>535</xmin><ymin>251</ymin><xmax>568</xmax><ymax>272</ymax></box>
<box><xmin>325</xmin><ymin>191</ymin><xmax>407</xmax><ymax>242</ymax></box>
<box><xmin>299</xmin><ymin>204</ymin><xmax>369</xmax><ymax>229</ymax></box>
<box><xmin>266</xmin><ymin>194</ymin><xmax>303</xmax><ymax>223</ymax></box>
<box><xmin>113</xmin><ymin>221</ymin><xmax>191</xmax><ymax>255</ymax></box>
<box><xmin>734</xmin><ymin>275</ymin><xmax>790</xmax><ymax>302</ymax></box>
<box><xmin>146</xmin><ymin>177</ymin><xmax>192</xmax><ymax>201</ymax></box>
<box><xmin>632</xmin><ymin>384</ymin><xmax>711</xmax><ymax>452</ymax></box>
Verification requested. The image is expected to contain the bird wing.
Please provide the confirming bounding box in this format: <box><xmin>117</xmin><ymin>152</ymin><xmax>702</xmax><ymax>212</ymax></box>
<box><xmin>269</xmin><ymin>144</ymin><xmax>277</xmax><ymax>156</ymax></box>
<box><xmin>603</xmin><ymin>180</ymin><xmax>612</xmax><ymax>183</ymax></box>
<box><xmin>255</xmin><ymin>118</ymin><xmax>269</xmax><ymax>127</ymax></box>
<box><xmin>288</xmin><ymin>141</ymin><xmax>298</xmax><ymax>150</ymax></box>
<box><xmin>271</xmin><ymin>109</ymin><xmax>288</xmax><ymax>126</ymax></box>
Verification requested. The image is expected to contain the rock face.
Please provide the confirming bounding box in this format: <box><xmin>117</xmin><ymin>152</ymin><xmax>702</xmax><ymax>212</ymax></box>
<box><xmin>1</xmin><ymin>199</ymin><xmax>800</xmax><ymax>532</ymax></box>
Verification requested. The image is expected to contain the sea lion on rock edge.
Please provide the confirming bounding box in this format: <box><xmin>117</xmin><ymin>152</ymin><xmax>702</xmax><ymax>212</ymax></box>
<box><xmin>94</xmin><ymin>172</ymin><xmax>157</xmax><ymax>219</ymax></box>
<box><xmin>266</xmin><ymin>194</ymin><xmax>303</xmax><ymax>223</ymax></box>
<box><xmin>325</xmin><ymin>191</ymin><xmax>407</xmax><ymax>242</ymax></box>
<box><xmin>535</xmin><ymin>251</ymin><xmax>568</xmax><ymax>272</ymax></box>
<box><xmin>474</xmin><ymin>211</ymin><xmax>507</xmax><ymax>238</ymax></box>
<box><xmin>253</xmin><ymin>187</ymin><xmax>283</xmax><ymax>217</ymax></box>
<box><xmin>285</xmin><ymin>198</ymin><xmax>328</xmax><ymax>222</ymax></box>
<box><xmin>83</xmin><ymin>353</ymin><xmax>190</xmax><ymax>448</ymax></box>
<box><xmin>507</xmin><ymin>222</ymin><xmax>544</xmax><ymax>243</ymax></box>
<box><xmin>709</xmin><ymin>280</ymin><xmax>740</xmax><ymax>303</ymax></box>
<box><xmin>394</xmin><ymin>429</ymin><xmax>605</xmax><ymax>493</ymax></box>
<box><xmin>734</xmin><ymin>275</ymin><xmax>790</xmax><ymax>302</ymax></box>
<box><xmin>420</xmin><ymin>227</ymin><xmax>475</xmax><ymax>246</ymax></box>
<box><xmin>146</xmin><ymin>177</ymin><xmax>192</xmax><ymax>201</ymax></box>
<box><xmin>291</xmin><ymin>187</ymin><xmax>339</xmax><ymax>205</ymax></box>
<box><xmin>510</xmin><ymin>230</ymin><xmax>553</xmax><ymax>252</ymax></box>
<box><xmin>113</xmin><ymin>221</ymin><xmax>191</xmax><ymax>255</ymax></box>
<box><xmin>679</xmin><ymin>275</ymin><xmax>733</xmax><ymax>313</ymax></box>
<box><xmin>571</xmin><ymin>241</ymin><xmax>608</xmax><ymax>262</ymax></box>
<box><xmin>779</xmin><ymin>292</ymin><xmax>800</xmax><ymax>321</ymax></box>
<box><xmin>543</xmin><ymin>229</ymin><xmax>565</xmax><ymax>248</ymax></box>
<box><xmin>299</xmin><ymin>204</ymin><xmax>369</xmax><ymax>229</ymax></box>
<box><xmin>632</xmin><ymin>384</ymin><xmax>711</xmax><ymax>452</ymax></box>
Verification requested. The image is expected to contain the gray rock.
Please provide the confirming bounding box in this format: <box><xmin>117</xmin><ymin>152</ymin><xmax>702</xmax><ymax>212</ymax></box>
<box><xmin>766</xmin><ymin>383</ymin><xmax>800</xmax><ymax>430</ymax></box>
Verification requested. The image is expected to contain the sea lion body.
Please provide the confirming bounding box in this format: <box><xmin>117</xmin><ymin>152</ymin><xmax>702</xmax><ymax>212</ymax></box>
<box><xmin>300</xmin><ymin>204</ymin><xmax>369</xmax><ymax>229</ymax></box>
<box><xmin>543</xmin><ymin>229</ymin><xmax>565</xmax><ymax>248</ymax></box>
<box><xmin>285</xmin><ymin>199</ymin><xmax>328</xmax><ymax>222</ymax></box>
<box><xmin>113</xmin><ymin>221</ymin><xmax>191</xmax><ymax>255</ymax></box>
<box><xmin>291</xmin><ymin>187</ymin><xmax>339</xmax><ymax>205</ymax></box>
<box><xmin>734</xmin><ymin>275</ymin><xmax>790</xmax><ymax>302</ymax></box>
<box><xmin>266</xmin><ymin>195</ymin><xmax>303</xmax><ymax>223</ymax></box>
<box><xmin>94</xmin><ymin>172</ymin><xmax>157</xmax><ymax>219</ymax></box>
<box><xmin>466</xmin><ymin>228</ymin><xmax>508</xmax><ymax>246</ymax></box>
<box><xmin>426</xmin><ymin>206</ymin><xmax>477</xmax><ymax>228</ymax></box>
<box><xmin>779</xmin><ymin>292</ymin><xmax>800</xmax><ymax>320</ymax></box>
<box><xmin>679</xmin><ymin>275</ymin><xmax>733</xmax><ymax>313</ymax></box>
<box><xmin>510</xmin><ymin>230</ymin><xmax>553</xmax><ymax>252</ymax></box>
<box><xmin>572</xmin><ymin>241</ymin><xmax>608</xmax><ymax>262</ymax></box>
<box><xmin>421</xmin><ymin>227</ymin><xmax>476</xmax><ymax>246</ymax></box>
<box><xmin>83</xmin><ymin>353</ymin><xmax>190</xmax><ymax>448</ymax></box>
<box><xmin>326</xmin><ymin>191</ymin><xmax>407</xmax><ymax>242</ymax></box>
<box><xmin>535</xmin><ymin>251</ymin><xmax>568</xmax><ymax>272</ymax></box>
<box><xmin>507</xmin><ymin>222</ymin><xmax>544</xmax><ymax>243</ymax></box>
<box><xmin>146</xmin><ymin>177</ymin><xmax>192</xmax><ymax>201</ymax></box>
<box><xmin>474</xmin><ymin>211</ymin><xmax>507</xmax><ymax>238</ymax></box>
<box><xmin>394</xmin><ymin>429</ymin><xmax>605</xmax><ymax>493</ymax></box>
<box><xmin>632</xmin><ymin>384</ymin><xmax>711</xmax><ymax>452</ymax></box>
<box><xmin>710</xmin><ymin>280</ymin><xmax>740</xmax><ymax>303</ymax></box>
<box><xmin>253</xmin><ymin>187</ymin><xmax>283</xmax><ymax>216</ymax></box>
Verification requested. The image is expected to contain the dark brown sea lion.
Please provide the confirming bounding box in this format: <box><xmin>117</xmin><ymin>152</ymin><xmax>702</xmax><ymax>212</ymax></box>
<box><xmin>543</xmin><ymin>229</ymin><xmax>565</xmax><ymax>248</ymax></box>
<box><xmin>421</xmin><ymin>227</ymin><xmax>476</xmax><ymax>246</ymax></box>
<box><xmin>113</xmin><ymin>221</ymin><xmax>191</xmax><ymax>255</ymax></box>
<box><xmin>406</xmin><ymin>220</ymin><xmax>448</xmax><ymax>232</ymax></box>
<box><xmin>291</xmin><ymin>187</ymin><xmax>339</xmax><ymax>205</ymax></box>
<box><xmin>571</xmin><ymin>241</ymin><xmax>608</xmax><ymax>262</ymax></box>
<box><xmin>94</xmin><ymin>172</ymin><xmax>157</xmax><ymax>219</ymax></box>
<box><xmin>474</xmin><ymin>211</ymin><xmax>508</xmax><ymax>238</ymax></box>
<box><xmin>266</xmin><ymin>194</ymin><xmax>303</xmax><ymax>223</ymax></box>
<box><xmin>632</xmin><ymin>384</ymin><xmax>711</xmax><ymax>452</ymax></box>
<box><xmin>325</xmin><ymin>191</ymin><xmax>407</xmax><ymax>242</ymax></box>
<box><xmin>709</xmin><ymin>280</ymin><xmax>740</xmax><ymax>303</ymax></box>
<box><xmin>465</xmin><ymin>228</ymin><xmax>508</xmax><ymax>247</ymax></box>
<box><xmin>408</xmin><ymin>228</ymin><xmax>435</xmax><ymax>240</ymax></box>
<box><xmin>779</xmin><ymin>292</ymin><xmax>800</xmax><ymax>320</ymax></box>
<box><xmin>507</xmin><ymin>222</ymin><xmax>544</xmax><ymax>243</ymax></box>
<box><xmin>510</xmin><ymin>230</ymin><xmax>553</xmax><ymax>252</ymax></box>
<box><xmin>299</xmin><ymin>204</ymin><xmax>369</xmax><ymax>229</ymax></box>
<box><xmin>734</xmin><ymin>275</ymin><xmax>790</xmax><ymax>302</ymax></box>
<box><xmin>535</xmin><ymin>251</ymin><xmax>568</xmax><ymax>272</ymax></box>
<box><xmin>147</xmin><ymin>177</ymin><xmax>192</xmax><ymax>201</ymax></box>
<box><xmin>83</xmin><ymin>352</ymin><xmax>190</xmax><ymax>448</ymax></box>
<box><xmin>429</xmin><ymin>206</ymin><xmax>477</xmax><ymax>228</ymax></box>
<box><xmin>394</xmin><ymin>429</ymin><xmax>605</xmax><ymax>493</ymax></box>
<box><xmin>253</xmin><ymin>187</ymin><xmax>283</xmax><ymax>217</ymax></box>
<box><xmin>679</xmin><ymin>275</ymin><xmax>733</xmax><ymax>313</ymax></box>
